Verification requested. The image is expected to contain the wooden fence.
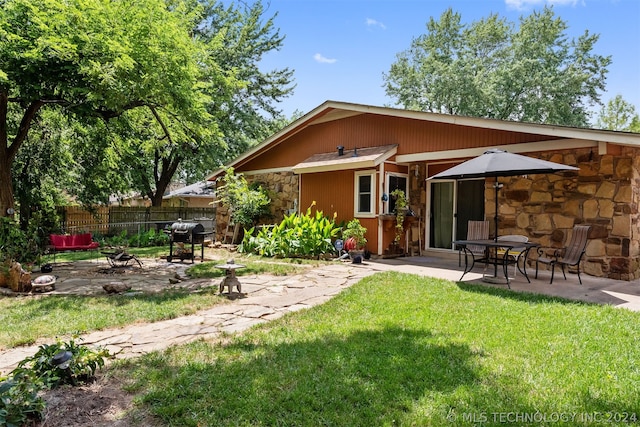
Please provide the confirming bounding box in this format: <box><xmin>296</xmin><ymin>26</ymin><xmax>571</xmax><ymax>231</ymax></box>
<box><xmin>56</xmin><ymin>206</ymin><xmax>216</xmax><ymax>236</ymax></box>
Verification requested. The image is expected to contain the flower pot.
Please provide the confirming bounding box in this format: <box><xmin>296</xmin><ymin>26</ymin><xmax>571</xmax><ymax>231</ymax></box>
<box><xmin>349</xmin><ymin>249</ymin><xmax>364</xmax><ymax>264</ymax></box>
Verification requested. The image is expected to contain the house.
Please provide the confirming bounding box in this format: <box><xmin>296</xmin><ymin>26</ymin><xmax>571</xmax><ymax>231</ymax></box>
<box><xmin>162</xmin><ymin>181</ymin><xmax>215</xmax><ymax>208</ymax></box>
<box><xmin>208</xmin><ymin>101</ymin><xmax>640</xmax><ymax>280</ymax></box>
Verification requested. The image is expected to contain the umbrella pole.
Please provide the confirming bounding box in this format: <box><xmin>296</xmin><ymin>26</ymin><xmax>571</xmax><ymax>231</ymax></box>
<box><xmin>493</xmin><ymin>177</ymin><xmax>499</xmax><ymax>279</ymax></box>
<box><xmin>494</xmin><ymin>177</ymin><xmax>499</xmax><ymax>242</ymax></box>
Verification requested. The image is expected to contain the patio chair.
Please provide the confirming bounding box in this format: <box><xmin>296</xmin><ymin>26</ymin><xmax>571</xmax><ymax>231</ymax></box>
<box><xmin>535</xmin><ymin>225</ymin><xmax>590</xmax><ymax>285</ymax></box>
<box><xmin>458</xmin><ymin>220</ymin><xmax>490</xmax><ymax>266</ymax></box>
<box><xmin>495</xmin><ymin>235</ymin><xmax>529</xmax><ymax>278</ymax></box>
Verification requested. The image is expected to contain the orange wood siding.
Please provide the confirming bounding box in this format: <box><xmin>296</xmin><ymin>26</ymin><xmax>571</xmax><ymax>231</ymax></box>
<box><xmin>235</xmin><ymin>113</ymin><xmax>559</xmax><ymax>173</ymax></box>
<box><xmin>300</xmin><ymin>170</ymin><xmax>379</xmax><ymax>253</ymax></box>
<box><xmin>300</xmin><ymin>170</ymin><xmax>355</xmax><ymax>223</ymax></box>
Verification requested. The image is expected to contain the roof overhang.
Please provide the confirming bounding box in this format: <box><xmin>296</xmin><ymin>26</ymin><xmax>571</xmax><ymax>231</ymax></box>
<box><xmin>292</xmin><ymin>144</ymin><xmax>398</xmax><ymax>174</ymax></box>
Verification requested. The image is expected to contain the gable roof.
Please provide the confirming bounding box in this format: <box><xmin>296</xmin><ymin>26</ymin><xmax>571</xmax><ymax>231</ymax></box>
<box><xmin>208</xmin><ymin>100</ymin><xmax>640</xmax><ymax>179</ymax></box>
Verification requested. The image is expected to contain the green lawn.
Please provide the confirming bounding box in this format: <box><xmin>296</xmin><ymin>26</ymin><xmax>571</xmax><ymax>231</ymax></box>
<box><xmin>0</xmin><ymin>252</ymin><xmax>318</xmax><ymax>349</ymax></box>
<box><xmin>0</xmin><ymin>289</ymin><xmax>228</xmax><ymax>349</ymax></box>
<box><xmin>117</xmin><ymin>272</ymin><xmax>640</xmax><ymax>426</ymax></box>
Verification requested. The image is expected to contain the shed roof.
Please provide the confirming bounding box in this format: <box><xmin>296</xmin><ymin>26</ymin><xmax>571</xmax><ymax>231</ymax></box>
<box><xmin>291</xmin><ymin>144</ymin><xmax>398</xmax><ymax>174</ymax></box>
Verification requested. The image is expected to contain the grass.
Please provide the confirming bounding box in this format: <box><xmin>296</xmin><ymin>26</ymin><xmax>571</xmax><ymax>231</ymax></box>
<box><xmin>114</xmin><ymin>272</ymin><xmax>640</xmax><ymax>426</ymax></box>
<box><xmin>187</xmin><ymin>257</ymin><xmax>324</xmax><ymax>278</ymax></box>
<box><xmin>0</xmin><ymin>249</ymin><xmax>322</xmax><ymax>349</ymax></box>
<box><xmin>0</xmin><ymin>289</ymin><xmax>228</xmax><ymax>349</ymax></box>
<box><xmin>45</xmin><ymin>246</ymin><xmax>169</xmax><ymax>263</ymax></box>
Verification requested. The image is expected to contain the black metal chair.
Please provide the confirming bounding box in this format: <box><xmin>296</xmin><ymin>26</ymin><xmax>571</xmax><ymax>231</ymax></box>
<box><xmin>458</xmin><ymin>220</ymin><xmax>490</xmax><ymax>267</ymax></box>
<box><xmin>535</xmin><ymin>225</ymin><xmax>590</xmax><ymax>284</ymax></box>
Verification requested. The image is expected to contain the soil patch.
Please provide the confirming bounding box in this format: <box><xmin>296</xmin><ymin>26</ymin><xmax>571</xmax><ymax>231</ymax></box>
<box><xmin>31</xmin><ymin>372</ymin><xmax>160</xmax><ymax>427</ymax></box>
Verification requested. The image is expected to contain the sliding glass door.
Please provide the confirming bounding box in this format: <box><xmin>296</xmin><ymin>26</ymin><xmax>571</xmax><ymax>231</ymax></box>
<box><xmin>428</xmin><ymin>179</ymin><xmax>485</xmax><ymax>250</ymax></box>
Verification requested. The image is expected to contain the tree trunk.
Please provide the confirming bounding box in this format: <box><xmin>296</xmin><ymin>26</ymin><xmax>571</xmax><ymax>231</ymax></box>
<box><xmin>0</xmin><ymin>153</ymin><xmax>15</xmax><ymax>218</ymax></box>
<box><xmin>150</xmin><ymin>169</ymin><xmax>174</xmax><ymax>207</ymax></box>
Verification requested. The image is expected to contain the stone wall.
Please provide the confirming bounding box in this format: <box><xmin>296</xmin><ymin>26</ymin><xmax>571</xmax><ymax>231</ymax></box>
<box><xmin>487</xmin><ymin>147</ymin><xmax>640</xmax><ymax>280</ymax></box>
<box><xmin>214</xmin><ymin>172</ymin><xmax>299</xmax><ymax>241</ymax></box>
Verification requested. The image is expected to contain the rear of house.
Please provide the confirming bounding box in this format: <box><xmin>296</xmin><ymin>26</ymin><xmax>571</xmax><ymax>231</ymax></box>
<box><xmin>209</xmin><ymin>101</ymin><xmax>640</xmax><ymax>281</ymax></box>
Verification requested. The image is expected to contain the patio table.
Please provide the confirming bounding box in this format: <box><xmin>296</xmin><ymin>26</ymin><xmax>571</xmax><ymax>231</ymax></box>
<box><xmin>453</xmin><ymin>239</ymin><xmax>540</xmax><ymax>287</ymax></box>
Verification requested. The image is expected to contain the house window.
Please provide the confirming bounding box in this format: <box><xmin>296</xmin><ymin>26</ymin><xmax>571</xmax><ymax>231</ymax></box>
<box><xmin>386</xmin><ymin>174</ymin><xmax>408</xmax><ymax>213</ymax></box>
<box><xmin>354</xmin><ymin>171</ymin><xmax>376</xmax><ymax>217</ymax></box>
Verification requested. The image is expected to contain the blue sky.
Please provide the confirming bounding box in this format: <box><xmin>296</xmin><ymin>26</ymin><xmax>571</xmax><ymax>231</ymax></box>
<box><xmin>256</xmin><ymin>0</ymin><xmax>640</xmax><ymax>121</ymax></box>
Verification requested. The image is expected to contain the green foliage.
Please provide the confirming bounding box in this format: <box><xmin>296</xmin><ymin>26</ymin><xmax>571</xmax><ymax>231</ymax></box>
<box><xmin>187</xmin><ymin>259</ymin><xmax>310</xmax><ymax>278</ymax></box>
<box><xmin>193</xmin><ymin>0</ymin><xmax>295</xmax><ymax>168</ymax></box>
<box><xmin>384</xmin><ymin>6</ymin><xmax>611</xmax><ymax>127</ymax></box>
<box><xmin>240</xmin><ymin>203</ymin><xmax>340</xmax><ymax>258</ymax></box>
<box><xmin>12</xmin><ymin>338</ymin><xmax>109</xmax><ymax>390</ymax></box>
<box><xmin>0</xmin><ymin>0</ymin><xmax>219</xmax><ymax>211</ymax></box>
<box><xmin>390</xmin><ymin>189</ymin><xmax>407</xmax><ymax>242</ymax></box>
<box><xmin>216</xmin><ymin>168</ymin><xmax>272</xmax><ymax>227</ymax></box>
<box><xmin>341</xmin><ymin>218</ymin><xmax>368</xmax><ymax>248</ymax></box>
<box><xmin>102</xmin><ymin>229</ymin><xmax>169</xmax><ymax>248</ymax></box>
<box><xmin>0</xmin><ymin>371</ymin><xmax>46</xmax><ymax>427</ymax></box>
<box><xmin>12</xmin><ymin>108</ymin><xmax>74</xmax><ymax>229</ymax></box>
<box><xmin>1</xmin><ymin>338</ymin><xmax>108</xmax><ymax>425</ymax></box>
<box><xmin>0</xmin><ymin>217</ymin><xmax>39</xmax><ymax>265</ymax></box>
<box><xmin>595</xmin><ymin>95</ymin><xmax>640</xmax><ymax>132</ymax></box>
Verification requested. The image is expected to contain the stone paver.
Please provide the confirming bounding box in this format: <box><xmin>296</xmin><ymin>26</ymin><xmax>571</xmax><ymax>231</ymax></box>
<box><xmin>2</xmin><ymin>254</ymin><xmax>640</xmax><ymax>375</ymax></box>
<box><xmin>0</xmin><ymin>259</ymin><xmax>374</xmax><ymax>374</ymax></box>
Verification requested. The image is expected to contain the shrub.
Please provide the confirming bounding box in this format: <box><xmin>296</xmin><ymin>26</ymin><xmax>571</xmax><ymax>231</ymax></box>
<box><xmin>0</xmin><ymin>372</ymin><xmax>46</xmax><ymax>427</ymax></box>
<box><xmin>0</xmin><ymin>217</ymin><xmax>39</xmax><ymax>265</ymax></box>
<box><xmin>12</xmin><ymin>338</ymin><xmax>109</xmax><ymax>389</ymax></box>
<box><xmin>104</xmin><ymin>228</ymin><xmax>169</xmax><ymax>248</ymax></box>
<box><xmin>240</xmin><ymin>203</ymin><xmax>340</xmax><ymax>258</ymax></box>
<box><xmin>215</xmin><ymin>168</ymin><xmax>272</xmax><ymax>228</ymax></box>
<box><xmin>1</xmin><ymin>338</ymin><xmax>109</xmax><ymax>425</ymax></box>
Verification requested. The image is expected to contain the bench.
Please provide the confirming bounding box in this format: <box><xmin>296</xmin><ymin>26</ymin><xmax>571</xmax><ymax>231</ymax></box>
<box><xmin>49</xmin><ymin>233</ymin><xmax>100</xmax><ymax>262</ymax></box>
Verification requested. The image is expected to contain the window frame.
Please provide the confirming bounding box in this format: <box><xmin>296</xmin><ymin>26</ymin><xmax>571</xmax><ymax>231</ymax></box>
<box><xmin>384</xmin><ymin>173</ymin><xmax>409</xmax><ymax>214</ymax></box>
<box><xmin>354</xmin><ymin>170</ymin><xmax>377</xmax><ymax>218</ymax></box>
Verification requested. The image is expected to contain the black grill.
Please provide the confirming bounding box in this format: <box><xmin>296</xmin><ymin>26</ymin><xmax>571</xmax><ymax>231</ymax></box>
<box><xmin>166</xmin><ymin>221</ymin><xmax>211</xmax><ymax>263</ymax></box>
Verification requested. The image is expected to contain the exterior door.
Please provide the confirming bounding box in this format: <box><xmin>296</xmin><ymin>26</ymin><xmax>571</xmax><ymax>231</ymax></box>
<box><xmin>455</xmin><ymin>180</ymin><xmax>485</xmax><ymax>245</ymax></box>
<box><xmin>429</xmin><ymin>181</ymin><xmax>454</xmax><ymax>249</ymax></box>
<box><xmin>428</xmin><ymin>179</ymin><xmax>484</xmax><ymax>250</ymax></box>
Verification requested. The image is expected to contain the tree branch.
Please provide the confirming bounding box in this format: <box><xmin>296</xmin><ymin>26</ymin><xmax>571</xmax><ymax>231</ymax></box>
<box><xmin>0</xmin><ymin>92</ymin><xmax>8</xmax><ymax>152</ymax></box>
<box><xmin>7</xmin><ymin>100</ymin><xmax>45</xmax><ymax>162</ymax></box>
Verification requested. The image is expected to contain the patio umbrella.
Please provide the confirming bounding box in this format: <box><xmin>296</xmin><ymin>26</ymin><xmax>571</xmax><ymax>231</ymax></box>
<box><xmin>428</xmin><ymin>149</ymin><xmax>579</xmax><ymax>241</ymax></box>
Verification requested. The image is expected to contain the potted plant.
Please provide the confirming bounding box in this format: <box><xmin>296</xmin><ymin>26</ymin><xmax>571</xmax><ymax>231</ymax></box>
<box><xmin>342</xmin><ymin>218</ymin><xmax>367</xmax><ymax>263</ymax></box>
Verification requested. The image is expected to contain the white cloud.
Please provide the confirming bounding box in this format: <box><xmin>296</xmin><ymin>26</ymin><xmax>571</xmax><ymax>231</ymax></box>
<box><xmin>366</xmin><ymin>18</ymin><xmax>386</xmax><ymax>30</ymax></box>
<box><xmin>505</xmin><ymin>0</ymin><xmax>583</xmax><ymax>10</ymax></box>
<box><xmin>313</xmin><ymin>53</ymin><xmax>337</xmax><ymax>64</ymax></box>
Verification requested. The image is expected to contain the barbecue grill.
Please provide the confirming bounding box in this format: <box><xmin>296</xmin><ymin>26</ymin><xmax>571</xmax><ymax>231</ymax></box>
<box><xmin>166</xmin><ymin>220</ymin><xmax>211</xmax><ymax>263</ymax></box>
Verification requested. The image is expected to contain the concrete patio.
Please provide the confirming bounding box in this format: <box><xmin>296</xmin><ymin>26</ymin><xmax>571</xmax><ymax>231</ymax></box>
<box><xmin>369</xmin><ymin>252</ymin><xmax>640</xmax><ymax>310</ymax></box>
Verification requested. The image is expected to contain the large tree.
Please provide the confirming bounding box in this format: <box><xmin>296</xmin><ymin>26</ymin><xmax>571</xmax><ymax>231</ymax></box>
<box><xmin>384</xmin><ymin>6</ymin><xmax>611</xmax><ymax>127</ymax></box>
<box><xmin>38</xmin><ymin>1</ymin><xmax>295</xmax><ymax>208</ymax></box>
<box><xmin>0</xmin><ymin>0</ymin><xmax>220</xmax><ymax>216</ymax></box>
<box><xmin>111</xmin><ymin>0</ymin><xmax>295</xmax><ymax>205</ymax></box>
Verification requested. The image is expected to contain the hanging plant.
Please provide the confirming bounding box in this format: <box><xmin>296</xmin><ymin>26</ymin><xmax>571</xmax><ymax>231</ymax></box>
<box><xmin>390</xmin><ymin>189</ymin><xmax>407</xmax><ymax>243</ymax></box>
